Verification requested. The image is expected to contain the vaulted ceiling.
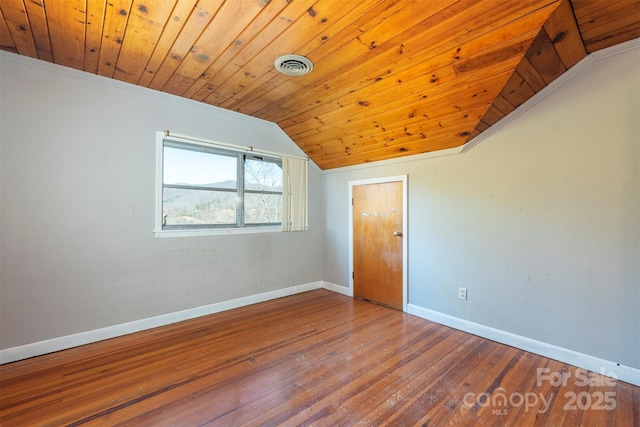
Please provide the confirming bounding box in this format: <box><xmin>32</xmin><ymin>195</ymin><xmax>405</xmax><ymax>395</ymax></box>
<box><xmin>1</xmin><ymin>0</ymin><xmax>638</xmax><ymax>169</ymax></box>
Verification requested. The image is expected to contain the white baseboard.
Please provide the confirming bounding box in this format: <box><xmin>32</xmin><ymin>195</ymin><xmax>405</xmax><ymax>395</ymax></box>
<box><xmin>407</xmin><ymin>303</ymin><xmax>640</xmax><ymax>387</ymax></box>
<box><xmin>321</xmin><ymin>281</ymin><xmax>352</xmax><ymax>296</ymax></box>
<box><xmin>0</xmin><ymin>281</ymin><xmax>331</xmax><ymax>365</ymax></box>
<box><xmin>10</xmin><ymin>285</ymin><xmax>634</xmax><ymax>388</ymax></box>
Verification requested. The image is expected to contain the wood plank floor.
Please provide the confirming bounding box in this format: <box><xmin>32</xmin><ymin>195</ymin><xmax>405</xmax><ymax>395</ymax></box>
<box><xmin>0</xmin><ymin>289</ymin><xmax>638</xmax><ymax>426</ymax></box>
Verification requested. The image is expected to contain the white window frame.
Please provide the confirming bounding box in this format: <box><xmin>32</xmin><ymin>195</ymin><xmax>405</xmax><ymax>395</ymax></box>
<box><xmin>154</xmin><ymin>131</ymin><xmax>284</xmax><ymax>238</ymax></box>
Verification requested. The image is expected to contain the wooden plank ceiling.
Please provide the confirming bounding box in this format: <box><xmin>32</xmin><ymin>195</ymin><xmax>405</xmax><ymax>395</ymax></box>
<box><xmin>1</xmin><ymin>0</ymin><xmax>638</xmax><ymax>170</ymax></box>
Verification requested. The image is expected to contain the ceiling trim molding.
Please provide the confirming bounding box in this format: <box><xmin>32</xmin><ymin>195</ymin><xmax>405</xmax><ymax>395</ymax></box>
<box><xmin>0</xmin><ymin>50</ymin><xmax>279</xmax><ymax>129</ymax></box>
<box><xmin>461</xmin><ymin>37</ymin><xmax>640</xmax><ymax>154</ymax></box>
<box><xmin>322</xmin><ymin>37</ymin><xmax>639</xmax><ymax>175</ymax></box>
<box><xmin>3</xmin><ymin>34</ymin><xmax>637</xmax><ymax>176</ymax></box>
<box><xmin>0</xmin><ymin>49</ymin><xmax>311</xmax><ymax>165</ymax></box>
<box><xmin>321</xmin><ymin>145</ymin><xmax>464</xmax><ymax>175</ymax></box>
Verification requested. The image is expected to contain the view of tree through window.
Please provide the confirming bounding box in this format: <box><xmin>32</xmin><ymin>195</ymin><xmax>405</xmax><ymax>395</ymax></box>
<box><xmin>244</xmin><ymin>157</ymin><xmax>283</xmax><ymax>224</ymax></box>
<box><xmin>162</xmin><ymin>142</ymin><xmax>282</xmax><ymax>229</ymax></box>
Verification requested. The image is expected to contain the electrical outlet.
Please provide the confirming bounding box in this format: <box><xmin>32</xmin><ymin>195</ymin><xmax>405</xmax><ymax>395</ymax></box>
<box><xmin>458</xmin><ymin>287</ymin><xmax>467</xmax><ymax>300</ymax></box>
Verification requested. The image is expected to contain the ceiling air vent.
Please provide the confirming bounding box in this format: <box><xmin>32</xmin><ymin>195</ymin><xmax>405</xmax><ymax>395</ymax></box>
<box><xmin>274</xmin><ymin>54</ymin><xmax>313</xmax><ymax>76</ymax></box>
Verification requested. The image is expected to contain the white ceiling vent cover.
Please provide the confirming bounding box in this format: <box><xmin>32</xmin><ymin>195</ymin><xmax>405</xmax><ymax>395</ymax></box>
<box><xmin>274</xmin><ymin>54</ymin><xmax>313</xmax><ymax>76</ymax></box>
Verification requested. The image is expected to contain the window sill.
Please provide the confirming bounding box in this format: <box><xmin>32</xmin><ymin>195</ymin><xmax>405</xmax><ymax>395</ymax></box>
<box><xmin>154</xmin><ymin>226</ymin><xmax>282</xmax><ymax>238</ymax></box>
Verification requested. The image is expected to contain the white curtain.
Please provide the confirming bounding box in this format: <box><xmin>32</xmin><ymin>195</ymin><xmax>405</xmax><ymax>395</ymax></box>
<box><xmin>282</xmin><ymin>156</ymin><xmax>308</xmax><ymax>231</ymax></box>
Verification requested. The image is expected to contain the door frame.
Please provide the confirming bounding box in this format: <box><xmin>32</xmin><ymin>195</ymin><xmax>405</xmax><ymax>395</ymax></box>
<box><xmin>348</xmin><ymin>175</ymin><xmax>408</xmax><ymax>311</ymax></box>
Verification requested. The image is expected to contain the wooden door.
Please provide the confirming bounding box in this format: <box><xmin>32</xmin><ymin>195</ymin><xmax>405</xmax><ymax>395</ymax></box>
<box><xmin>353</xmin><ymin>181</ymin><xmax>403</xmax><ymax>309</ymax></box>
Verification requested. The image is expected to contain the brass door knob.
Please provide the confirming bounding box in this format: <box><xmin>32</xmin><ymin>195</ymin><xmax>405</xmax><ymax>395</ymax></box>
<box><xmin>393</xmin><ymin>231</ymin><xmax>402</xmax><ymax>236</ymax></box>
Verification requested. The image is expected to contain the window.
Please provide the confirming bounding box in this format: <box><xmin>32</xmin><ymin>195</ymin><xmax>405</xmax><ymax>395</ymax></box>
<box><xmin>155</xmin><ymin>132</ymin><xmax>288</xmax><ymax>236</ymax></box>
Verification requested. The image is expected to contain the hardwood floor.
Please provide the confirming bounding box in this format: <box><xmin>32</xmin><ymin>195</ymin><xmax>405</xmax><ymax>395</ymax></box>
<box><xmin>0</xmin><ymin>289</ymin><xmax>637</xmax><ymax>426</ymax></box>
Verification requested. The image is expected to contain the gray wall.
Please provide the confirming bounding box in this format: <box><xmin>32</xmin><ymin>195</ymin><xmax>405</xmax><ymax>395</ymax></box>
<box><xmin>0</xmin><ymin>53</ymin><xmax>323</xmax><ymax>349</ymax></box>
<box><xmin>1</xmin><ymin>44</ymin><xmax>638</xmax><ymax>371</ymax></box>
<box><xmin>323</xmin><ymin>46</ymin><xmax>639</xmax><ymax>369</ymax></box>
